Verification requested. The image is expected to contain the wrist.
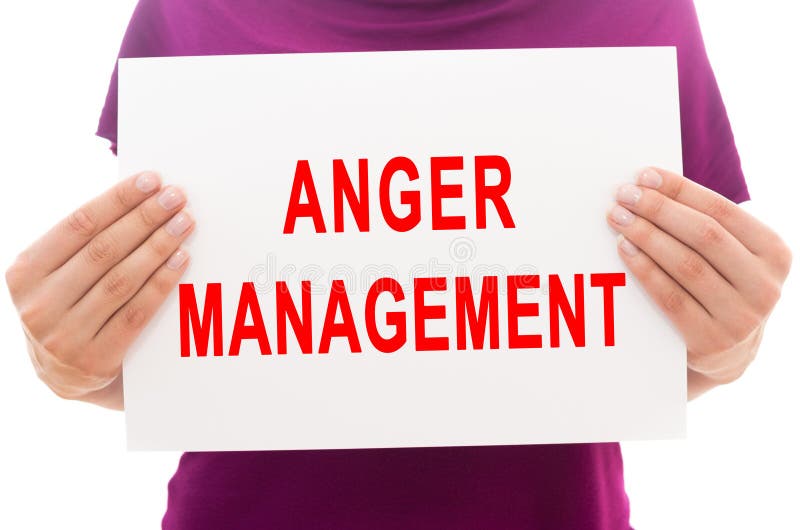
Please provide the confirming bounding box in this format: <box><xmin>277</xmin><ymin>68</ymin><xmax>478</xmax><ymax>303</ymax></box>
<box><xmin>23</xmin><ymin>326</ymin><xmax>118</xmax><ymax>400</ymax></box>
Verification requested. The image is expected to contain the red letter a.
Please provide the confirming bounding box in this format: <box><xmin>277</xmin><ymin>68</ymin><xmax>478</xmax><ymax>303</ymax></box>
<box><xmin>283</xmin><ymin>160</ymin><xmax>326</xmax><ymax>234</ymax></box>
<box><xmin>229</xmin><ymin>282</ymin><xmax>272</xmax><ymax>356</ymax></box>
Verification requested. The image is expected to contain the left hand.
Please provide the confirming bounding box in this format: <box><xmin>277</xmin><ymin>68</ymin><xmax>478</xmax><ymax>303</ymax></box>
<box><xmin>607</xmin><ymin>167</ymin><xmax>792</xmax><ymax>386</ymax></box>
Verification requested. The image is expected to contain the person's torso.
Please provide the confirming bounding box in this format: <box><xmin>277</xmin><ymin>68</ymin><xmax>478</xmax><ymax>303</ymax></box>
<box><xmin>117</xmin><ymin>2</ymin><xmax>692</xmax><ymax>529</ymax></box>
<box><xmin>164</xmin><ymin>443</ymin><xmax>630</xmax><ymax>529</ymax></box>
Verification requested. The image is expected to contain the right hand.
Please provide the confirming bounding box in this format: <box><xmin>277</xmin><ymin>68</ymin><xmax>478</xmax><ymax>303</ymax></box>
<box><xmin>4</xmin><ymin>172</ymin><xmax>194</xmax><ymax>410</ymax></box>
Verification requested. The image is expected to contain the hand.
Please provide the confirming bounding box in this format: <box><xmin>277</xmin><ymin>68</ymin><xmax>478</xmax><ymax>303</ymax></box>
<box><xmin>607</xmin><ymin>167</ymin><xmax>791</xmax><ymax>389</ymax></box>
<box><xmin>4</xmin><ymin>172</ymin><xmax>194</xmax><ymax>409</ymax></box>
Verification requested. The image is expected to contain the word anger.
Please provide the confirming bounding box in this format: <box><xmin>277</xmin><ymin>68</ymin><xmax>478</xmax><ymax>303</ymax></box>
<box><xmin>283</xmin><ymin>155</ymin><xmax>516</xmax><ymax>233</ymax></box>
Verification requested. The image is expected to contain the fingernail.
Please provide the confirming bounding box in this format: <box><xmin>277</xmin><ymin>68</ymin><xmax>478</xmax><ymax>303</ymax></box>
<box><xmin>135</xmin><ymin>172</ymin><xmax>160</xmax><ymax>193</ymax></box>
<box><xmin>165</xmin><ymin>210</ymin><xmax>193</xmax><ymax>237</ymax></box>
<box><xmin>616</xmin><ymin>183</ymin><xmax>642</xmax><ymax>206</ymax></box>
<box><xmin>637</xmin><ymin>168</ymin><xmax>663</xmax><ymax>189</ymax></box>
<box><xmin>166</xmin><ymin>248</ymin><xmax>189</xmax><ymax>270</ymax></box>
<box><xmin>157</xmin><ymin>186</ymin><xmax>185</xmax><ymax>210</ymax></box>
<box><xmin>609</xmin><ymin>204</ymin><xmax>635</xmax><ymax>226</ymax></box>
<box><xmin>617</xmin><ymin>234</ymin><xmax>639</xmax><ymax>256</ymax></box>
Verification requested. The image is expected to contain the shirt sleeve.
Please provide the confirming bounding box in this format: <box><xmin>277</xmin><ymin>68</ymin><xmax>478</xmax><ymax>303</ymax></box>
<box><xmin>96</xmin><ymin>0</ymin><xmax>169</xmax><ymax>155</ymax></box>
<box><xmin>672</xmin><ymin>0</ymin><xmax>750</xmax><ymax>203</ymax></box>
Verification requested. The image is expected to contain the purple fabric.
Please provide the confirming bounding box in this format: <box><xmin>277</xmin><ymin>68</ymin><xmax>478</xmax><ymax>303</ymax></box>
<box><xmin>96</xmin><ymin>1</ymin><xmax>749</xmax><ymax>529</ymax></box>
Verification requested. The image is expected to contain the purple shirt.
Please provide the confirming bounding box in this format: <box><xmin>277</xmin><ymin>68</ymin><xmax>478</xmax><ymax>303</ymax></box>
<box><xmin>97</xmin><ymin>1</ymin><xmax>749</xmax><ymax>529</ymax></box>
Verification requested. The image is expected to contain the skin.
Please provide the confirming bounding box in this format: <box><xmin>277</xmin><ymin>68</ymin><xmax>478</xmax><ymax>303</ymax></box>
<box><xmin>4</xmin><ymin>167</ymin><xmax>792</xmax><ymax>410</ymax></box>
<box><xmin>5</xmin><ymin>171</ymin><xmax>193</xmax><ymax>410</ymax></box>
<box><xmin>607</xmin><ymin>167</ymin><xmax>792</xmax><ymax>400</ymax></box>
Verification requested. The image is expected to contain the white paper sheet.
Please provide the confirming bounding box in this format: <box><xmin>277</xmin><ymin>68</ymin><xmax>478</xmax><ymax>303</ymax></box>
<box><xmin>118</xmin><ymin>47</ymin><xmax>685</xmax><ymax>451</ymax></box>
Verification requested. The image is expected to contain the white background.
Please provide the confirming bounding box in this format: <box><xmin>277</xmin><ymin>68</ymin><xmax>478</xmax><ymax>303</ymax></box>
<box><xmin>0</xmin><ymin>1</ymin><xmax>797</xmax><ymax>529</ymax></box>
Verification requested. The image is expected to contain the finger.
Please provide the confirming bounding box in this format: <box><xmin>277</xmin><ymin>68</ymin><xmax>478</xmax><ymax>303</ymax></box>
<box><xmin>639</xmin><ymin>167</ymin><xmax>779</xmax><ymax>256</ymax></box>
<box><xmin>614</xmin><ymin>182</ymin><xmax>759</xmax><ymax>294</ymax></box>
<box><xmin>621</xmin><ymin>231</ymin><xmax>754</xmax><ymax>376</ymax></box>
<box><xmin>613</xmin><ymin>234</ymin><xmax>721</xmax><ymax>354</ymax></box>
<box><xmin>92</xmin><ymin>248</ymin><xmax>190</xmax><ymax>363</ymax></box>
<box><xmin>47</xmin><ymin>185</ymin><xmax>187</xmax><ymax>307</ymax></box>
<box><xmin>70</xmin><ymin>209</ymin><xmax>195</xmax><ymax>334</ymax></box>
<box><xmin>607</xmin><ymin>204</ymin><xmax>743</xmax><ymax>320</ymax></box>
<box><xmin>20</xmin><ymin>171</ymin><xmax>161</xmax><ymax>279</ymax></box>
